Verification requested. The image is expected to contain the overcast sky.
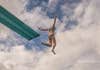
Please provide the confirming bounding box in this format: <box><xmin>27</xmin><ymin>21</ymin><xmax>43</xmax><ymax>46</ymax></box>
<box><xmin>0</xmin><ymin>0</ymin><xmax>100</xmax><ymax>70</ymax></box>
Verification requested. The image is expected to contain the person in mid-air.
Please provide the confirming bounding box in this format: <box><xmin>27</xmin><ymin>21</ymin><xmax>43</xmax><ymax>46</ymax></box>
<box><xmin>38</xmin><ymin>16</ymin><xmax>57</xmax><ymax>55</ymax></box>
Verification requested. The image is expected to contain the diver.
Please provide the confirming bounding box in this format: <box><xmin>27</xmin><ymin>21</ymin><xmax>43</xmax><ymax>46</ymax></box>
<box><xmin>38</xmin><ymin>16</ymin><xmax>57</xmax><ymax>55</ymax></box>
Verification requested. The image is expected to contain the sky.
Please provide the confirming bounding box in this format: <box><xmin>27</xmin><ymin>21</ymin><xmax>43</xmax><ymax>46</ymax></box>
<box><xmin>0</xmin><ymin>0</ymin><xmax>100</xmax><ymax>70</ymax></box>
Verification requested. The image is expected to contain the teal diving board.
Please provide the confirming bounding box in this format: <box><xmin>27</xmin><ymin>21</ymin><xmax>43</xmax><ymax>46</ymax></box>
<box><xmin>0</xmin><ymin>6</ymin><xmax>40</xmax><ymax>40</ymax></box>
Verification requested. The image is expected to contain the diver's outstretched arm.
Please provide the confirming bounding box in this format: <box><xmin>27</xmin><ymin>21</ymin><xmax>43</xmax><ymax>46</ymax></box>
<box><xmin>51</xmin><ymin>16</ymin><xmax>57</xmax><ymax>30</ymax></box>
<box><xmin>38</xmin><ymin>27</ymin><xmax>49</xmax><ymax>31</ymax></box>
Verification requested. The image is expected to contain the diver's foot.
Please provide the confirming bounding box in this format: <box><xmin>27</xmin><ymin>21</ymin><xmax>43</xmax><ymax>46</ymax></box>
<box><xmin>41</xmin><ymin>42</ymin><xmax>51</xmax><ymax>47</ymax></box>
<box><xmin>52</xmin><ymin>50</ymin><xmax>56</xmax><ymax>55</ymax></box>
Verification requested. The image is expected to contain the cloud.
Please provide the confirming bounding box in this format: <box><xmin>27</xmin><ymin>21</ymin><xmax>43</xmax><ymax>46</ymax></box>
<box><xmin>0</xmin><ymin>45</ymin><xmax>44</xmax><ymax>70</ymax></box>
<box><xmin>0</xmin><ymin>0</ymin><xmax>100</xmax><ymax>70</ymax></box>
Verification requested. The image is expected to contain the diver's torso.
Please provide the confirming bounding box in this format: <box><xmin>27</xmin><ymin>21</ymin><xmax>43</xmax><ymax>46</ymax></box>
<box><xmin>48</xmin><ymin>29</ymin><xmax>55</xmax><ymax>38</ymax></box>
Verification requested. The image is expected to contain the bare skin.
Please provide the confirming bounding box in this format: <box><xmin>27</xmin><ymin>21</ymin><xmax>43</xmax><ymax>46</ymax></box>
<box><xmin>38</xmin><ymin>16</ymin><xmax>57</xmax><ymax>55</ymax></box>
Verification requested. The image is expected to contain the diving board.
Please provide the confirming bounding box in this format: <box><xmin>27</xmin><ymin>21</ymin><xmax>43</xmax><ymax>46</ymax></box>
<box><xmin>0</xmin><ymin>6</ymin><xmax>40</xmax><ymax>40</ymax></box>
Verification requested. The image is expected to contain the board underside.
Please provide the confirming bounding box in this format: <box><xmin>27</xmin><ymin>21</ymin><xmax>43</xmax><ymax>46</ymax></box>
<box><xmin>0</xmin><ymin>6</ymin><xmax>40</xmax><ymax>40</ymax></box>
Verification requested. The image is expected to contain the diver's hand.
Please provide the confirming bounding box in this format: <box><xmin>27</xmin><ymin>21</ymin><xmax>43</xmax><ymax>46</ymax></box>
<box><xmin>38</xmin><ymin>27</ymin><xmax>49</xmax><ymax>31</ymax></box>
<box><xmin>38</xmin><ymin>27</ymin><xmax>42</xmax><ymax>30</ymax></box>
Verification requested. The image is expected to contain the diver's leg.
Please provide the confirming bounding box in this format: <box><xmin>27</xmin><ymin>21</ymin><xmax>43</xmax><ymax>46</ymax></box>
<box><xmin>51</xmin><ymin>37</ymin><xmax>56</xmax><ymax>55</ymax></box>
<box><xmin>41</xmin><ymin>42</ymin><xmax>51</xmax><ymax>47</ymax></box>
<box><xmin>41</xmin><ymin>37</ymin><xmax>52</xmax><ymax>47</ymax></box>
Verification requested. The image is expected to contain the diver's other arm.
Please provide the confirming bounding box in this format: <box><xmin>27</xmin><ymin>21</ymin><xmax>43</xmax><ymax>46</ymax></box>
<box><xmin>38</xmin><ymin>27</ymin><xmax>49</xmax><ymax>31</ymax></box>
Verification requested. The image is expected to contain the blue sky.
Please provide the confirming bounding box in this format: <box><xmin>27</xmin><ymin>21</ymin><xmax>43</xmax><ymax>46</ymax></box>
<box><xmin>25</xmin><ymin>0</ymin><xmax>81</xmax><ymax>21</ymax></box>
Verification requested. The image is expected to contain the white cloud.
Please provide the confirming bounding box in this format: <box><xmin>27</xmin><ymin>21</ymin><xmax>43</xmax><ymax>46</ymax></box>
<box><xmin>0</xmin><ymin>0</ymin><xmax>100</xmax><ymax>70</ymax></box>
<box><xmin>0</xmin><ymin>45</ymin><xmax>44</xmax><ymax>70</ymax></box>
